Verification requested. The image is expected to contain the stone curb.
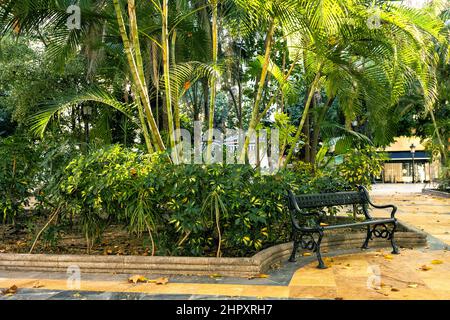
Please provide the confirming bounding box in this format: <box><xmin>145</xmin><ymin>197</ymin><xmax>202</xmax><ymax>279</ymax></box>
<box><xmin>422</xmin><ymin>189</ymin><xmax>450</xmax><ymax>198</ymax></box>
<box><xmin>0</xmin><ymin>222</ymin><xmax>426</xmax><ymax>277</ymax></box>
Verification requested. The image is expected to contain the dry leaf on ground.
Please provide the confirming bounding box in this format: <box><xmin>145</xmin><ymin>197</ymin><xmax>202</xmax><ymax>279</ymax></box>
<box><xmin>128</xmin><ymin>275</ymin><xmax>148</xmax><ymax>284</ymax></box>
<box><xmin>1</xmin><ymin>285</ymin><xmax>17</xmax><ymax>295</ymax></box>
<box><xmin>408</xmin><ymin>283</ymin><xmax>418</xmax><ymax>288</ymax></box>
<box><xmin>302</xmin><ymin>252</ymin><xmax>312</xmax><ymax>257</ymax></box>
<box><xmin>431</xmin><ymin>260</ymin><xmax>443</xmax><ymax>265</ymax></box>
<box><xmin>420</xmin><ymin>265</ymin><xmax>432</xmax><ymax>271</ymax></box>
<box><xmin>383</xmin><ymin>254</ymin><xmax>393</xmax><ymax>260</ymax></box>
<box><xmin>209</xmin><ymin>273</ymin><xmax>223</xmax><ymax>279</ymax></box>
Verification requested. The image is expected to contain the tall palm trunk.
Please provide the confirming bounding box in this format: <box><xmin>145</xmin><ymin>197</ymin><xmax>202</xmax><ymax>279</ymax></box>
<box><xmin>239</xmin><ymin>19</ymin><xmax>275</xmax><ymax>163</ymax></box>
<box><xmin>128</xmin><ymin>1</ymin><xmax>153</xmax><ymax>153</ymax></box>
<box><xmin>171</xmin><ymin>30</ymin><xmax>181</xmax><ymax>135</ymax></box>
<box><xmin>113</xmin><ymin>0</ymin><xmax>165</xmax><ymax>153</ymax></box>
<box><xmin>283</xmin><ymin>63</ymin><xmax>323</xmax><ymax>168</ymax></box>
<box><xmin>206</xmin><ymin>1</ymin><xmax>219</xmax><ymax>162</ymax></box>
<box><xmin>161</xmin><ymin>0</ymin><xmax>179</xmax><ymax>163</ymax></box>
<box><xmin>149</xmin><ymin>41</ymin><xmax>160</xmax><ymax>128</ymax></box>
<box><xmin>310</xmin><ymin>96</ymin><xmax>334</xmax><ymax>167</ymax></box>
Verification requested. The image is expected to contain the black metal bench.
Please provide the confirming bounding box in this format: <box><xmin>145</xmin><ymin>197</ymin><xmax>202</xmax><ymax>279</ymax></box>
<box><xmin>287</xmin><ymin>185</ymin><xmax>399</xmax><ymax>269</ymax></box>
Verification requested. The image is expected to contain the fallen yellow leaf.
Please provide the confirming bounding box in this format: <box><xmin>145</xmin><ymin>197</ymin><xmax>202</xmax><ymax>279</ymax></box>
<box><xmin>319</xmin><ymin>223</ymin><xmax>329</xmax><ymax>227</ymax></box>
<box><xmin>323</xmin><ymin>257</ymin><xmax>334</xmax><ymax>267</ymax></box>
<box><xmin>408</xmin><ymin>283</ymin><xmax>418</xmax><ymax>288</ymax></box>
<box><xmin>383</xmin><ymin>254</ymin><xmax>393</xmax><ymax>260</ymax></box>
<box><xmin>302</xmin><ymin>252</ymin><xmax>312</xmax><ymax>257</ymax></box>
<box><xmin>128</xmin><ymin>275</ymin><xmax>147</xmax><ymax>284</ymax></box>
<box><xmin>248</xmin><ymin>273</ymin><xmax>269</xmax><ymax>280</ymax></box>
<box><xmin>431</xmin><ymin>260</ymin><xmax>443</xmax><ymax>265</ymax></box>
<box><xmin>209</xmin><ymin>273</ymin><xmax>223</xmax><ymax>278</ymax></box>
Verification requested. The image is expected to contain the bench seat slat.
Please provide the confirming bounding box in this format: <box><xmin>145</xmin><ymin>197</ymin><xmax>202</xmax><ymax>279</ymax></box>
<box><xmin>322</xmin><ymin>218</ymin><xmax>395</xmax><ymax>230</ymax></box>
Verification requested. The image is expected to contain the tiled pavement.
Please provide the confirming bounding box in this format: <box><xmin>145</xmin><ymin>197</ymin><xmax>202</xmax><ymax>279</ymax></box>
<box><xmin>0</xmin><ymin>188</ymin><xmax>449</xmax><ymax>300</ymax></box>
<box><xmin>371</xmin><ymin>193</ymin><xmax>450</xmax><ymax>246</ymax></box>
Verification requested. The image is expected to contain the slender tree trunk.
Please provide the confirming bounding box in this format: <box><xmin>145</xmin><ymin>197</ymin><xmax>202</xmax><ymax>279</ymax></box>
<box><xmin>280</xmin><ymin>51</ymin><xmax>286</xmax><ymax>112</ymax></box>
<box><xmin>149</xmin><ymin>41</ymin><xmax>160</xmax><ymax>128</ymax></box>
<box><xmin>228</xmin><ymin>87</ymin><xmax>241</xmax><ymax>128</ymax></box>
<box><xmin>161</xmin><ymin>0</ymin><xmax>179</xmax><ymax>162</ymax></box>
<box><xmin>304</xmin><ymin>113</ymin><xmax>310</xmax><ymax>162</ymax></box>
<box><xmin>283</xmin><ymin>63</ymin><xmax>323</xmax><ymax>168</ymax></box>
<box><xmin>237</xmin><ymin>71</ymin><xmax>243</xmax><ymax>129</ymax></box>
<box><xmin>171</xmin><ymin>29</ymin><xmax>182</xmax><ymax>158</ymax></box>
<box><xmin>202</xmin><ymin>79</ymin><xmax>209</xmax><ymax>122</ymax></box>
<box><xmin>310</xmin><ymin>97</ymin><xmax>335</xmax><ymax>167</ymax></box>
<box><xmin>206</xmin><ymin>1</ymin><xmax>219</xmax><ymax>162</ymax></box>
<box><xmin>239</xmin><ymin>19</ymin><xmax>275</xmax><ymax>163</ymax></box>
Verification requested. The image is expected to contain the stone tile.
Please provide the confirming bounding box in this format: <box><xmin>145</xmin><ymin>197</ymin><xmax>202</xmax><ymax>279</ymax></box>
<box><xmin>289</xmin><ymin>286</ymin><xmax>337</xmax><ymax>299</ymax></box>
<box><xmin>0</xmin><ymin>288</ymin><xmax>60</xmax><ymax>300</ymax></box>
<box><xmin>289</xmin><ymin>265</ymin><xmax>336</xmax><ymax>287</ymax></box>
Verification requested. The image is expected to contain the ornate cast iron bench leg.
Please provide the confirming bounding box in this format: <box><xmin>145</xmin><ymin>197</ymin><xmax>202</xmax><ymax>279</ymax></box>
<box><xmin>289</xmin><ymin>230</ymin><xmax>300</xmax><ymax>262</ymax></box>
<box><xmin>315</xmin><ymin>230</ymin><xmax>326</xmax><ymax>269</ymax></box>
<box><xmin>362</xmin><ymin>225</ymin><xmax>371</xmax><ymax>250</ymax></box>
<box><xmin>289</xmin><ymin>229</ymin><xmax>326</xmax><ymax>269</ymax></box>
<box><xmin>361</xmin><ymin>222</ymin><xmax>399</xmax><ymax>254</ymax></box>
<box><xmin>390</xmin><ymin>221</ymin><xmax>400</xmax><ymax>254</ymax></box>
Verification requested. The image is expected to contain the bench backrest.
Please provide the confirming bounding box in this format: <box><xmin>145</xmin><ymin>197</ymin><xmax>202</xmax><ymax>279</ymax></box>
<box><xmin>288</xmin><ymin>186</ymin><xmax>369</xmax><ymax>210</ymax></box>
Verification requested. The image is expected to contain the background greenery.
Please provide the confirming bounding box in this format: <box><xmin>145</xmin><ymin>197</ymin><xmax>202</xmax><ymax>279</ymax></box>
<box><xmin>0</xmin><ymin>0</ymin><xmax>449</xmax><ymax>256</ymax></box>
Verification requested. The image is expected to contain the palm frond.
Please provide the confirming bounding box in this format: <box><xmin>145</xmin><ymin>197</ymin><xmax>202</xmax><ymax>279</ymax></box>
<box><xmin>30</xmin><ymin>87</ymin><xmax>135</xmax><ymax>137</ymax></box>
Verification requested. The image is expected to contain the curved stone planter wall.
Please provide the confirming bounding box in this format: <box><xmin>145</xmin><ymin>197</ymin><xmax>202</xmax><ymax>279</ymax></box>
<box><xmin>0</xmin><ymin>222</ymin><xmax>426</xmax><ymax>277</ymax></box>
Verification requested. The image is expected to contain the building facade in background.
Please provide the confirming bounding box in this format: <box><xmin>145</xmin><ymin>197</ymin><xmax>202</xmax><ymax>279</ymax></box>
<box><xmin>380</xmin><ymin>136</ymin><xmax>440</xmax><ymax>183</ymax></box>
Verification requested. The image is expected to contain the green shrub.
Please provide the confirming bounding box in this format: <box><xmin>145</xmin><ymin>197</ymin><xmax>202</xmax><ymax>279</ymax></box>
<box><xmin>53</xmin><ymin>145</ymin><xmax>351</xmax><ymax>256</ymax></box>
<box><xmin>0</xmin><ymin>136</ymin><xmax>38</xmax><ymax>224</ymax></box>
<box><xmin>338</xmin><ymin>145</ymin><xmax>387</xmax><ymax>190</ymax></box>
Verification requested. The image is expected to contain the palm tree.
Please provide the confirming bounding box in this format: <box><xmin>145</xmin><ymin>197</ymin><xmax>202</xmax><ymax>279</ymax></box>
<box><xmin>276</xmin><ymin>0</ymin><xmax>445</xmax><ymax>167</ymax></box>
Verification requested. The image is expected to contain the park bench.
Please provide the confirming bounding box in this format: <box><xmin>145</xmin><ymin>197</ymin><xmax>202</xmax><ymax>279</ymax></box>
<box><xmin>287</xmin><ymin>185</ymin><xmax>399</xmax><ymax>269</ymax></box>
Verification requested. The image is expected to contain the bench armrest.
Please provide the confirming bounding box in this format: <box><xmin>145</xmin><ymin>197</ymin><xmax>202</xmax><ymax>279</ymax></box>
<box><xmin>357</xmin><ymin>185</ymin><xmax>398</xmax><ymax>219</ymax></box>
<box><xmin>368</xmin><ymin>201</ymin><xmax>397</xmax><ymax>219</ymax></box>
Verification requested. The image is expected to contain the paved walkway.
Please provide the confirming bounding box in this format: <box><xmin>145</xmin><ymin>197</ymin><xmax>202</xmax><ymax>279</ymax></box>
<box><xmin>370</xmin><ymin>186</ymin><xmax>450</xmax><ymax>246</ymax></box>
<box><xmin>1</xmin><ymin>185</ymin><xmax>449</xmax><ymax>300</ymax></box>
<box><xmin>1</xmin><ymin>249</ymin><xmax>449</xmax><ymax>300</ymax></box>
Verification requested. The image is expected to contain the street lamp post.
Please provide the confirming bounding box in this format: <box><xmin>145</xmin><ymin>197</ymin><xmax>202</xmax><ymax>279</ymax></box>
<box><xmin>410</xmin><ymin>143</ymin><xmax>416</xmax><ymax>184</ymax></box>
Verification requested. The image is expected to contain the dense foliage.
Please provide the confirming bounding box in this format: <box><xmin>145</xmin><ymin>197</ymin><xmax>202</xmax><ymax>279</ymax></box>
<box><xmin>43</xmin><ymin>145</ymin><xmax>350</xmax><ymax>256</ymax></box>
<box><xmin>0</xmin><ymin>136</ymin><xmax>37</xmax><ymax>224</ymax></box>
<box><xmin>0</xmin><ymin>0</ymin><xmax>448</xmax><ymax>256</ymax></box>
<box><xmin>338</xmin><ymin>146</ymin><xmax>387</xmax><ymax>189</ymax></box>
